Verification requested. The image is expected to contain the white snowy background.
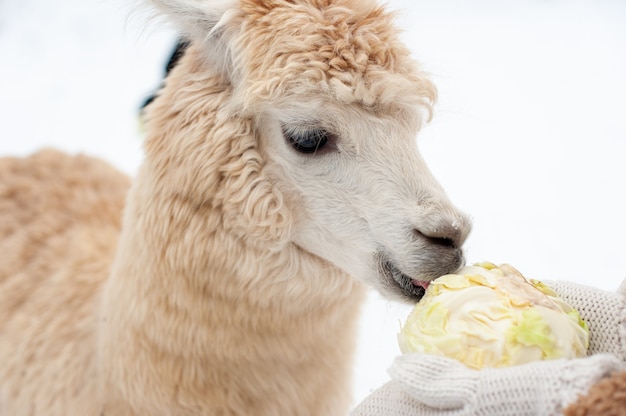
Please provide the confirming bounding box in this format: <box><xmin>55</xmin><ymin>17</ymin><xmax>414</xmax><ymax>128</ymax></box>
<box><xmin>1</xmin><ymin>0</ymin><xmax>625</xmax><ymax>408</ymax></box>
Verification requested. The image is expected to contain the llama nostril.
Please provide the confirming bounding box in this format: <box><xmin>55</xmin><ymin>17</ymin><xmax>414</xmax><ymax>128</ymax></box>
<box><xmin>413</xmin><ymin>213</ymin><xmax>471</xmax><ymax>250</ymax></box>
<box><xmin>413</xmin><ymin>228</ymin><xmax>460</xmax><ymax>249</ymax></box>
<box><xmin>429</xmin><ymin>236</ymin><xmax>456</xmax><ymax>248</ymax></box>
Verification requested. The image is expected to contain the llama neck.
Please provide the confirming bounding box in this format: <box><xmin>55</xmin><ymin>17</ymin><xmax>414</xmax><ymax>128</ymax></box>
<box><xmin>100</xmin><ymin>164</ymin><xmax>366</xmax><ymax>414</ymax></box>
<box><xmin>99</xmin><ymin>49</ymin><xmax>366</xmax><ymax>414</ymax></box>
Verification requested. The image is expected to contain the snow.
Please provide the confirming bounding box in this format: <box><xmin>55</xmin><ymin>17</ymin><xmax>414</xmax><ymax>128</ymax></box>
<box><xmin>1</xmin><ymin>0</ymin><xmax>625</xmax><ymax>408</ymax></box>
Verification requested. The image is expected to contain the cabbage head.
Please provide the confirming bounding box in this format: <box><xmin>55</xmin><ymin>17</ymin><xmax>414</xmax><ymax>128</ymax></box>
<box><xmin>398</xmin><ymin>262</ymin><xmax>589</xmax><ymax>369</ymax></box>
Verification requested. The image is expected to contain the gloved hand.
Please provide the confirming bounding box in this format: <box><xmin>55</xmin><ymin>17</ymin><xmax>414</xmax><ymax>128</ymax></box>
<box><xmin>352</xmin><ymin>353</ymin><xmax>622</xmax><ymax>416</ymax></box>
<box><xmin>548</xmin><ymin>280</ymin><xmax>626</xmax><ymax>356</ymax></box>
<box><xmin>352</xmin><ymin>280</ymin><xmax>626</xmax><ymax>416</ymax></box>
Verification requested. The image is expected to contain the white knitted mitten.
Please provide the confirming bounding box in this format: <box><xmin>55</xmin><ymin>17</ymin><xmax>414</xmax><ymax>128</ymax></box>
<box><xmin>548</xmin><ymin>280</ymin><xmax>626</xmax><ymax>356</ymax></box>
<box><xmin>352</xmin><ymin>279</ymin><xmax>626</xmax><ymax>416</ymax></box>
<box><xmin>351</xmin><ymin>353</ymin><xmax>623</xmax><ymax>416</ymax></box>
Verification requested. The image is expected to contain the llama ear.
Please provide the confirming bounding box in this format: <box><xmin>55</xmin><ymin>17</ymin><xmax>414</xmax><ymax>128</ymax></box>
<box><xmin>148</xmin><ymin>0</ymin><xmax>241</xmax><ymax>82</ymax></box>
<box><xmin>148</xmin><ymin>0</ymin><xmax>238</xmax><ymax>40</ymax></box>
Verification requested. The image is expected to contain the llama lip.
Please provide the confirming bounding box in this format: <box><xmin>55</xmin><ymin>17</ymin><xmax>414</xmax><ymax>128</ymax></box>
<box><xmin>412</xmin><ymin>279</ymin><xmax>430</xmax><ymax>290</ymax></box>
<box><xmin>380</xmin><ymin>256</ymin><xmax>427</xmax><ymax>301</ymax></box>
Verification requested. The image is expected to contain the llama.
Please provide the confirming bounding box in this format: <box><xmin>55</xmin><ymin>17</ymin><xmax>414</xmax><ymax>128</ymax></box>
<box><xmin>0</xmin><ymin>0</ymin><xmax>471</xmax><ymax>415</ymax></box>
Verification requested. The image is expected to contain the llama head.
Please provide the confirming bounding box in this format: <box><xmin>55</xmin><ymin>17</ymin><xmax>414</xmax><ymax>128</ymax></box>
<box><xmin>147</xmin><ymin>0</ymin><xmax>471</xmax><ymax>302</ymax></box>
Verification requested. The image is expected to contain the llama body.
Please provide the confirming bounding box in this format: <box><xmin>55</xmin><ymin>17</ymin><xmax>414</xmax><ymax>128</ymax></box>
<box><xmin>0</xmin><ymin>151</ymin><xmax>127</xmax><ymax>415</ymax></box>
<box><xmin>0</xmin><ymin>0</ymin><xmax>470</xmax><ymax>414</ymax></box>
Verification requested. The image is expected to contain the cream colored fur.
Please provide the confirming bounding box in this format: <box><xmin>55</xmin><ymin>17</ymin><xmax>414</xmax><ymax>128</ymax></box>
<box><xmin>0</xmin><ymin>0</ymin><xmax>471</xmax><ymax>415</ymax></box>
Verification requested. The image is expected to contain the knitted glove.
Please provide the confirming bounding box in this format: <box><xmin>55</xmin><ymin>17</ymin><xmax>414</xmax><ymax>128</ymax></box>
<box><xmin>352</xmin><ymin>279</ymin><xmax>626</xmax><ymax>416</ymax></box>
<box><xmin>548</xmin><ymin>280</ymin><xmax>626</xmax><ymax>357</ymax></box>
<box><xmin>351</xmin><ymin>353</ymin><xmax>624</xmax><ymax>416</ymax></box>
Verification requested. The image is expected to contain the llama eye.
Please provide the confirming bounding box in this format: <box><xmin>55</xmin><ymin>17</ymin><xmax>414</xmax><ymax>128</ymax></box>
<box><xmin>282</xmin><ymin>127</ymin><xmax>332</xmax><ymax>154</ymax></box>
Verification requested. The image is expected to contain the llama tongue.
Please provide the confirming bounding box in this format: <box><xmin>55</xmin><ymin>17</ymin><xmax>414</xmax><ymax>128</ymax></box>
<box><xmin>412</xmin><ymin>280</ymin><xmax>430</xmax><ymax>290</ymax></box>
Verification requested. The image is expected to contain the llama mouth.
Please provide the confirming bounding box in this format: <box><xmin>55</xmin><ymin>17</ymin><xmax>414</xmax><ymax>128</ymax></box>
<box><xmin>380</xmin><ymin>257</ymin><xmax>430</xmax><ymax>301</ymax></box>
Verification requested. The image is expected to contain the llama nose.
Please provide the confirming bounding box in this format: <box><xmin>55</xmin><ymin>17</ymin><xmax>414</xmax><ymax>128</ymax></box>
<box><xmin>414</xmin><ymin>214</ymin><xmax>471</xmax><ymax>249</ymax></box>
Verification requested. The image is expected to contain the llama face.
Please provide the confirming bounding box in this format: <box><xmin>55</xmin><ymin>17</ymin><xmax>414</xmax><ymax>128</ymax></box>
<box><xmin>148</xmin><ymin>0</ymin><xmax>471</xmax><ymax>301</ymax></box>
<box><xmin>235</xmin><ymin>1</ymin><xmax>470</xmax><ymax>301</ymax></box>
<box><xmin>257</xmin><ymin>101</ymin><xmax>470</xmax><ymax>302</ymax></box>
